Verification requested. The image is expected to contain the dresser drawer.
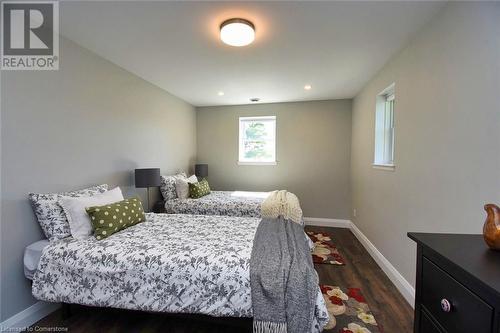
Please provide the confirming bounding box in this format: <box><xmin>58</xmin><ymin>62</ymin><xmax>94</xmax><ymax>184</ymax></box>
<box><xmin>420</xmin><ymin>310</ymin><xmax>444</xmax><ymax>333</ymax></box>
<box><xmin>421</xmin><ymin>257</ymin><xmax>493</xmax><ymax>333</ymax></box>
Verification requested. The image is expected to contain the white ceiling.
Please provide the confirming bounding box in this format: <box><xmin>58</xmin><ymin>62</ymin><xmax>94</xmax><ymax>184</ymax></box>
<box><xmin>60</xmin><ymin>1</ymin><xmax>445</xmax><ymax>106</ymax></box>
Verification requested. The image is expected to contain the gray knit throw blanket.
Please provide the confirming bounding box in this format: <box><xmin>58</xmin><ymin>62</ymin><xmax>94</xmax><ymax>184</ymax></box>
<box><xmin>250</xmin><ymin>217</ymin><xmax>318</xmax><ymax>333</ymax></box>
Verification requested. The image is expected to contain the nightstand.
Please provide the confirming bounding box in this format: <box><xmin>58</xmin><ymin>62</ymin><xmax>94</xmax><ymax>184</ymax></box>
<box><xmin>152</xmin><ymin>200</ymin><xmax>166</xmax><ymax>213</ymax></box>
<box><xmin>408</xmin><ymin>233</ymin><xmax>500</xmax><ymax>333</ymax></box>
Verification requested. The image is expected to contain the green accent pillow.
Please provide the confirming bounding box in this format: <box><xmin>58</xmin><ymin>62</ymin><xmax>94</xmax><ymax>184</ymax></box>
<box><xmin>189</xmin><ymin>179</ymin><xmax>211</xmax><ymax>199</ymax></box>
<box><xmin>86</xmin><ymin>196</ymin><xmax>145</xmax><ymax>240</ymax></box>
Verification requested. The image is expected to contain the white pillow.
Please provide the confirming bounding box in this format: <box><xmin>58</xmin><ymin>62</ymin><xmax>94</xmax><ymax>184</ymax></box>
<box><xmin>60</xmin><ymin>187</ymin><xmax>124</xmax><ymax>239</ymax></box>
<box><xmin>175</xmin><ymin>175</ymin><xmax>198</xmax><ymax>200</ymax></box>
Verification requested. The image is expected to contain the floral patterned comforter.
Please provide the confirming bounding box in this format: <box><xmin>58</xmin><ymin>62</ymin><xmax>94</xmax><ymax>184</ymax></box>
<box><xmin>165</xmin><ymin>191</ymin><xmax>269</xmax><ymax>217</ymax></box>
<box><xmin>32</xmin><ymin>213</ymin><xmax>328</xmax><ymax>327</ymax></box>
<box><xmin>32</xmin><ymin>213</ymin><xmax>259</xmax><ymax>317</ymax></box>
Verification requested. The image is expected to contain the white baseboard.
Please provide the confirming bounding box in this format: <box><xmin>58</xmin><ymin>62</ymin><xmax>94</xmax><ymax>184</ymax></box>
<box><xmin>0</xmin><ymin>301</ymin><xmax>60</xmax><ymax>330</ymax></box>
<box><xmin>303</xmin><ymin>217</ymin><xmax>351</xmax><ymax>228</ymax></box>
<box><xmin>349</xmin><ymin>222</ymin><xmax>415</xmax><ymax>307</ymax></box>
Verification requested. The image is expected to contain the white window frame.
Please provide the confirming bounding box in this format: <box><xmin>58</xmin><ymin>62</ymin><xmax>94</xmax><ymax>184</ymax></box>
<box><xmin>373</xmin><ymin>83</ymin><xmax>395</xmax><ymax>171</ymax></box>
<box><xmin>238</xmin><ymin>116</ymin><xmax>277</xmax><ymax>166</ymax></box>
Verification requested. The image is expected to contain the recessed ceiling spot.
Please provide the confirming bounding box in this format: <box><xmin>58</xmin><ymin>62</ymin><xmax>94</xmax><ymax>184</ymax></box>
<box><xmin>218</xmin><ymin>91</ymin><xmax>224</xmax><ymax>96</ymax></box>
<box><xmin>304</xmin><ymin>85</ymin><xmax>312</xmax><ymax>90</ymax></box>
<box><xmin>220</xmin><ymin>18</ymin><xmax>255</xmax><ymax>47</ymax></box>
<box><xmin>250</xmin><ymin>98</ymin><xmax>260</xmax><ymax>102</ymax></box>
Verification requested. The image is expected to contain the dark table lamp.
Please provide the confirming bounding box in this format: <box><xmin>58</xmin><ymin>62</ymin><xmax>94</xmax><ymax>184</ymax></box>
<box><xmin>135</xmin><ymin>168</ymin><xmax>160</xmax><ymax>212</ymax></box>
<box><xmin>195</xmin><ymin>164</ymin><xmax>208</xmax><ymax>181</ymax></box>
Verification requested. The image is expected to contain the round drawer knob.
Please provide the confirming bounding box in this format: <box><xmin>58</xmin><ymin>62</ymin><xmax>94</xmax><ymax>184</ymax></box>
<box><xmin>441</xmin><ymin>298</ymin><xmax>452</xmax><ymax>312</ymax></box>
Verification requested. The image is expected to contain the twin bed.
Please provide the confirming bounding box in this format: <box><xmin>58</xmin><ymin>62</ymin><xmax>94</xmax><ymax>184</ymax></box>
<box><xmin>164</xmin><ymin>190</ymin><xmax>268</xmax><ymax>217</ymax></box>
<box><xmin>27</xmin><ymin>180</ymin><xmax>329</xmax><ymax>332</ymax></box>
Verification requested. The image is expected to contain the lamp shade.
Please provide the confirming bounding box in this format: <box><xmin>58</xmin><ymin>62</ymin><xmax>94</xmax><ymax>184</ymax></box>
<box><xmin>195</xmin><ymin>164</ymin><xmax>208</xmax><ymax>179</ymax></box>
<box><xmin>135</xmin><ymin>168</ymin><xmax>160</xmax><ymax>188</ymax></box>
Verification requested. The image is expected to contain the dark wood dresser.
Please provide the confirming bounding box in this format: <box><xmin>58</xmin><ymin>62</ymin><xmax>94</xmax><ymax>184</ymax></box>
<box><xmin>408</xmin><ymin>233</ymin><xmax>500</xmax><ymax>333</ymax></box>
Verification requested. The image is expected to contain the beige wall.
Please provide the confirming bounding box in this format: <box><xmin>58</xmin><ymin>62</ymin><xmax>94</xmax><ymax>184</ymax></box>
<box><xmin>351</xmin><ymin>2</ymin><xmax>500</xmax><ymax>289</ymax></box>
<box><xmin>197</xmin><ymin>100</ymin><xmax>352</xmax><ymax>219</ymax></box>
<box><xmin>0</xmin><ymin>37</ymin><xmax>196</xmax><ymax>320</ymax></box>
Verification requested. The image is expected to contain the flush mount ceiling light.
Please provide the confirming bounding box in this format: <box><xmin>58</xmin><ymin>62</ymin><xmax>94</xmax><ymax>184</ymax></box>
<box><xmin>218</xmin><ymin>91</ymin><xmax>225</xmax><ymax>96</ymax></box>
<box><xmin>220</xmin><ymin>18</ymin><xmax>255</xmax><ymax>47</ymax></box>
<box><xmin>304</xmin><ymin>85</ymin><xmax>312</xmax><ymax>90</ymax></box>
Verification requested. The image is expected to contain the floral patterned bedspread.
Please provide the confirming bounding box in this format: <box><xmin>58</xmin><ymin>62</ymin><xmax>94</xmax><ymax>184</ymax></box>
<box><xmin>165</xmin><ymin>191</ymin><xmax>268</xmax><ymax>217</ymax></box>
<box><xmin>32</xmin><ymin>213</ymin><xmax>328</xmax><ymax>328</ymax></box>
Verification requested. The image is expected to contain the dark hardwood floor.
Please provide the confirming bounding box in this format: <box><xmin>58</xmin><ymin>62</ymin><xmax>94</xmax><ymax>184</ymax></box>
<box><xmin>29</xmin><ymin>226</ymin><xmax>413</xmax><ymax>332</ymax></box>
<box><xmin>310</xmin><ymin>226</ymin><xmax>414</xmax><ymax>333</ymax></box>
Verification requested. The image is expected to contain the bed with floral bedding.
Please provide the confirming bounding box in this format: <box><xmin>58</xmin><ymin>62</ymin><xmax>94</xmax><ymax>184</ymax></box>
<box><xmin>32</xmin><ymin>213</ymin><xmax>328</xmax><ymax>331</ymax></box>
<box><xmin>164</xmin><ymin>190</ymin><xmax>269</xmax><ymax>217</ymax></box>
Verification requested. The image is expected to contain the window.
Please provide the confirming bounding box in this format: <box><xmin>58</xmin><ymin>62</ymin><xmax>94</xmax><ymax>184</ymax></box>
<box><xmin>374</xmin><ymin>84</ymin><xmax>395</xmax><ymax>169</ymax></box>
<box><xmin>238</xmin><ymin>116</ymin><xmax>276</xmax><ymax>165</ymax></box>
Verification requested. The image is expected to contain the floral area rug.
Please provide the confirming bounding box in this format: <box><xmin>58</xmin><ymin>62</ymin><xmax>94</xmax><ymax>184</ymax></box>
<box><xmin>320</xmin><ymin>285</ymin><xmax>382</xmax><ymax>333</ymax></box>
<box><xmin>307</xmin><ymin>231</ymin><xmax>345</xmax><ymax>265</ymax></box>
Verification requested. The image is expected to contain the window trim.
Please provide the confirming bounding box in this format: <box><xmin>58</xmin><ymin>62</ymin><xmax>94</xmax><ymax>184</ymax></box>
<box><xmin>237</xmin><ymin>161</ymin><xmax>278</xmax><ymax>166</ymax></box>
<box><xmin>372</xmin><ymin>163</ymin><xmax>395</xmax><ymax>171</ymax></box>
<box><xmin>238</xmin><ymin>116</ymin><xmax>277</xmax><ymax>166</ymax></box>
<box><xmin>373</xmin><ymin>83</ymin><xmax>396</xmax><ymax>170</ymax></box>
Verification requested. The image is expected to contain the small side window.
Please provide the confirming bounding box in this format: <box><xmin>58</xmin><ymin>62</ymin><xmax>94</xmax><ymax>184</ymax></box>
<box><xmin>374</xmin><ymin>83</ymin><xmax>395</xmax><ymax>170</ymax></box>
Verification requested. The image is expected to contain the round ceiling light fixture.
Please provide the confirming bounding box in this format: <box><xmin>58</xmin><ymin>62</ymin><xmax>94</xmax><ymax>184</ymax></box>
<box><xmin>220</xmin><ymin>18</ymin><xmax>255</xmax><ymax>47</ymax></box>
